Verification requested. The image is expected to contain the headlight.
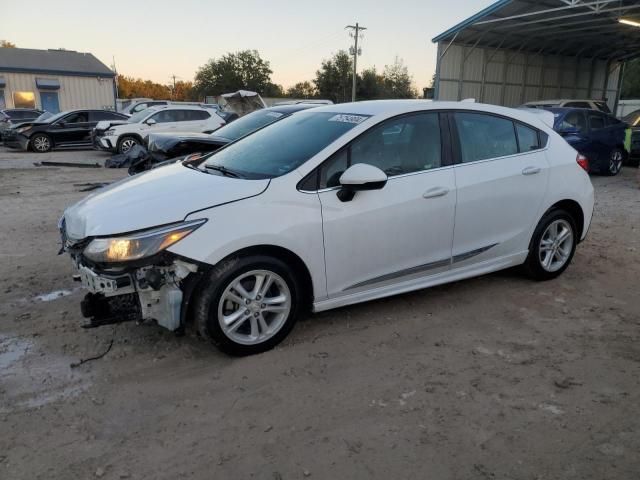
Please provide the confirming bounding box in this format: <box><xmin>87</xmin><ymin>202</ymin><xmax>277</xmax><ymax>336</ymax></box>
<box><xmin>15</xmin><ymin>126</ymin><xmax>31</xmax><ymax>134</ymax></box>
<box><xmin>83</xmin><ymin>219</ymin><xmax>206</xmax><ymax>263</ymax></box>
<box><xmin>104</xmin><ymin>129</ymin><xmax>116</xmax><ymax>136</ymax></box>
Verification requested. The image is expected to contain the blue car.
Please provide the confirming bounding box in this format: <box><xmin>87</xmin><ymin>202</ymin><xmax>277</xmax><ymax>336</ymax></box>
<box><xmin>546</xmin><ymin>107</ymin><xmax>628</xmax><ymax>176</ymax></box>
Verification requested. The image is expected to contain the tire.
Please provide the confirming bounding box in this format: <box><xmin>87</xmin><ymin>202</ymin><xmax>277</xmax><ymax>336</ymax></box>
<box><xmin>605</xmin><ymin>147</ymin><xmax>624</xmax><ymax>176</ymax></box>
<box><xmin>117</xmin><ymin>136</ymin><xmax>139</xmax><ymax>154</ymax></box>
<box><xmin>31</xmin><ymin>133</ymin><xmax>52</xmax><ymax>153</ymax></box>
<box><xmin>523</xmin><ymin>209</ymin><xmax>578</xmax><ymax>281</ymax></box>
<box><xmin>194</xmin><ymin>255</ymin><xmax>302</xmax><ymax>356</ymax></box>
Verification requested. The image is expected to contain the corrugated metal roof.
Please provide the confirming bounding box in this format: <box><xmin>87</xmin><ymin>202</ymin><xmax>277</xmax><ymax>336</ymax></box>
<box><xmin>433</xmin><ymin>0</ymin><xmax>640</xmax><ymax>61</ymax></box>
<box><xmin>0</xmin><ymin>47</ymin><xmax>115</xmax><ymax>77</ymax></box>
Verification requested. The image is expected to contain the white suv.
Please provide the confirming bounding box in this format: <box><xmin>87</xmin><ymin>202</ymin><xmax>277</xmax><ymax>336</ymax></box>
<box><xmin>95</xmin><ymin>105</ymin><xmax>225</xmax><ymax>154</ymax></box>
<box><xmin>523</xmin><ymin>99</ymin><xmax>611</xmax><ymax>113</ymax></box>
<box><xmin>62</xmin><ymin>100</ymin><xmax>594</xmax><ymax>356</ymax></box>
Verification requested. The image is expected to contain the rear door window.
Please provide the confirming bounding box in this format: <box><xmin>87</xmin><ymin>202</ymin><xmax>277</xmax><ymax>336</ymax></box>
<box><xmin>516</xmin><ymin>123</ymin><xmax>541</xmax><ymax>152</ymax></box>
<box><xmin>558</xmin><ymin>111</ymin><xmax>587</xmax><ymax>133</ymax></box>
<box><xmin>454</xmin><ymin>112</ymin><xmax>518</xmax><ymax>162</ymax></box>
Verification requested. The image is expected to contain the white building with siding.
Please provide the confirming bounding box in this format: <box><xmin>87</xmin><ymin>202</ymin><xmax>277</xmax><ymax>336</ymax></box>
<box><xmin>0</xmin><ymin>48</ymin><xmax>116</xmax><ymax>113</ymax></box>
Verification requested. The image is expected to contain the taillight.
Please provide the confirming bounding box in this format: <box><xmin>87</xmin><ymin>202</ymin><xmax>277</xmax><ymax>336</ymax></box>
<box><xmin>576</xmin><ymin>154</ymin><xmax>589</xmax><ymax>172</ymax></box>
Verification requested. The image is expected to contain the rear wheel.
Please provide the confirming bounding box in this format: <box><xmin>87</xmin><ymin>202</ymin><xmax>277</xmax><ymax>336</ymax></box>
<box><xmin>194</xmin><ymin>255</ymin><xmax>301</xmax><ymax>356</ymax></box>
<box><xmin>31</xmin><ymin>134</ymin><xmax>52</xmax><ymax>153</ymax></box>
<box><xmin>606</xmin><ymin>147</ymin><xmax>624</xmax><ymax>176</ymax></box>
<box><xmin>118</xmin><ymin>136</ymin><xmax>139</xmax><ymax>154</ymax></box>
<box><xmin>523</xmin><ymin>209</ymin><xmax>577</xmax><ymax>281</ymax></box>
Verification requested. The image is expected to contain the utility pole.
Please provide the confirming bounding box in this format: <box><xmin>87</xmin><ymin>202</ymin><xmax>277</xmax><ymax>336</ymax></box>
<box><xmin>346</xmin><ymin>22</ymin><xmax>366</xmax><ymax>102</ymax></box>
<box><xmin>169</xmin><ymin>74</ymin><xmax>180</xmax><ymax>99</ymax></box>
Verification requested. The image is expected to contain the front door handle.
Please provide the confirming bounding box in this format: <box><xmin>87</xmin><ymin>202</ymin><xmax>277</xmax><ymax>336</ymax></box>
<box><xmin>423</xmin><ymin>186</ymin><xmax>449</xmax><ymax>199</ymax></box>
<box><xmin>522</xmin><ymin>166</ymin><xmax>541</xmax><ymax>175</ymax></box>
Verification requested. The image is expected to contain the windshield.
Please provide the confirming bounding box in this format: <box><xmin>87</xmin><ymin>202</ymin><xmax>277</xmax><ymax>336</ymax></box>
<box><xmin>213</xmin><ymin>109</ymin><xmax>289</xmax><ymax>141</ymax></box>
<box><xmin>128</xmin><ymin>109</ymin><xmax>154</xmax><ymax>123</ymax></box>
<box><xmin>35</xmin><ymin>111</ymin><xmax>54</xmax><ymax>122</ymax></box>
<box><xmin>203</xmin><ymin>112</ymin><xmax>368</xmax><ymax>179</ymax></box>
<box><xmin>42</xmin><ymin>111</ymin><xmax>69</xmax><ymax>124</ymax></box>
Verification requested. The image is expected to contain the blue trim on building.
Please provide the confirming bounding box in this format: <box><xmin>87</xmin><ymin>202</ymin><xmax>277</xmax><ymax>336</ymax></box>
<box><xmin>432</xmin><ymin>0</ymin><xmax>512</xmax><ymax>43</ymax></box>
<box><xmin>0</xmin><ymin>67</ymin><xmax>115</xmax><ymax>78</ymax></box>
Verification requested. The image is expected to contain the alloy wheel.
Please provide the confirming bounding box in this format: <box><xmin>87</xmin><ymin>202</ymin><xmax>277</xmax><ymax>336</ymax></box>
<box><xmin>538</xmin><ymin>219</ymin><xmax>574</xmax><ymax>273</ymax></box>
<box><xmin>33</xmin><ymin>136</ymin><xmax>50</xmax><ymax>152</ymax></box>
<box><xmin>120</xmin><ymin>138</ymin><xmax>137</xmax><ymax>153</ymax></box>
<box><xmin>609</xmin><ymin>149</ymin><xmax>623</xmax><ymax>175</ymax></box>
<box><xmin>217</xmin><ymin>270</ymin><xmax>291</xmax><ymax>345</ymax></box>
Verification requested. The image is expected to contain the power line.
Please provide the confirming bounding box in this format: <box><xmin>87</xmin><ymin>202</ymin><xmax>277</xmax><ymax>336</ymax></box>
<box><xmin>345</xmin><ymin>23</ymin><xmax>367</xmax><ymax>102</ymax></box>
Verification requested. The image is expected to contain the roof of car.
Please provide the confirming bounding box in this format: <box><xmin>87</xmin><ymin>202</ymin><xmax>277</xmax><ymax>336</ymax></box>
<box><xmin>305</xmin><ymin>100</ymin><xmax>557</xmax><ymax>131</ymax></box>
<box><xmin>525</xmin><ymin>99</ymin><xmax>603</xmax><ymax>105</ymax></box>
<box><xmin>268</xmin><ymin>104</ymin><xmax>322</xmax><ymax>114</ymax></box>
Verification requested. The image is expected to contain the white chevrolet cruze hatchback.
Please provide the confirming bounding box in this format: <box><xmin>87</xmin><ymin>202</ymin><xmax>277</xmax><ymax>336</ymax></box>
<box><xmin>61</xmin><ymin>100</ymin><xmax>594</xmax><ymax>355</ymax></box>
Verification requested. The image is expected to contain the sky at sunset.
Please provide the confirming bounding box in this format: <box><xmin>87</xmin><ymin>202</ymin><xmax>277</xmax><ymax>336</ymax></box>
<box><xmin>2</xmin><ymin>0</ymin><xmax>494</xmax><ymax>90</ymax></box>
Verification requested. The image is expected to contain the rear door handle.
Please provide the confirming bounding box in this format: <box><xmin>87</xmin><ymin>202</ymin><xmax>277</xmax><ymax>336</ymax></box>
<box><xmin>522</xmin><ymin>166</ymin><xmax>541</xmax><ymax>175</ymax></box>
<box><xmin>423</xmin><ymin>186</ymin><xmax>449</xmax><ymax>199</ymax></box>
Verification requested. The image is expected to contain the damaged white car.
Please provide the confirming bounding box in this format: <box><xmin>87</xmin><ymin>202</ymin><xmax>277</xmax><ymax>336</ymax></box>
<box><xmin>60</xmin><ymin>100</ymin><xmax>594</xmax><ymax>356</ymax></box>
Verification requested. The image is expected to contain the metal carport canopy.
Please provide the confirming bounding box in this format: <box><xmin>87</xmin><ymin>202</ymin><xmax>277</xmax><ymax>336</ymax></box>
<box><xmin>431</xmin><ymin>0</ymin><xmax>640</xmax><ymax>108</ymax></box>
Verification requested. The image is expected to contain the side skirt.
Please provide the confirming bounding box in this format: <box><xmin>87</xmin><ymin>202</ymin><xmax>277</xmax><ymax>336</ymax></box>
<box><xmin>312</xmin><ymin>251</ymin><xmax>528</xmax><ymax>313</ymax></box>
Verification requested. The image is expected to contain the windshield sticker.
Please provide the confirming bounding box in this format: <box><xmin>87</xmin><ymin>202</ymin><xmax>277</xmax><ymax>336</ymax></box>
<box><xmin>328</xmin><ymin>114</ymin><xmax>369</xmax><ymax>124</ymax></box>
<box><xmin>266</xmin><ymin>112</ymin><xmax>284</xmax><ymax>118</ymax></box>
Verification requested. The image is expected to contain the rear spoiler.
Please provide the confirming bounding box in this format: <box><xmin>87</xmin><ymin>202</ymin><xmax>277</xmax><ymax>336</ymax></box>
<box><xmin>516</xmin><ymin>107</ymin><xmax>555</xmax><ymax>129</ymax></box>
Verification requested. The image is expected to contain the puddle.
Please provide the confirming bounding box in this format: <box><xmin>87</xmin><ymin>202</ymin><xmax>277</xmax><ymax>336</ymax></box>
<box><xmin>34</xmin><ymin>289</ymin><xmax>77</xmax><ymax>302</ymax></box>
<box><xmin>0</xmin><ymin>334</ymin><xmax>90</xmax><ymax>413</ymax></box>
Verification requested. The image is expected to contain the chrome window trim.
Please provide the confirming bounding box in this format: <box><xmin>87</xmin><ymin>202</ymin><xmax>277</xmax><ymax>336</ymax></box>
<box><xmin>298</xmin><ymin>164</ymin><xmax>456</xmax><ymax>194</ymax></box>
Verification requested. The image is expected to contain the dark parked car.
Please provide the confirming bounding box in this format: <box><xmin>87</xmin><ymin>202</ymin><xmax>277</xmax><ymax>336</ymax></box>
<box><xmin>131</xmin><ymin>103</ymin><xmax>321</xmax><ymax>174</ymax></box>
<box><xmin>3</xmin><ymin>109</ymin><xmax>129</xmax><ymax>152</ymax></box>
<box><xmin>622</xmin><ymin>109</ymin><xmax>640</xmax><ymax>167</ymax></box>
<box><xmin>0</xmin><ymin>108</ymin><xmax>44</xmax><ymax>141</ymax></box>
<box><xmin>547</xmin><ymin>107</ymin><xmax>628</xmax><ymax>175</ymax></box>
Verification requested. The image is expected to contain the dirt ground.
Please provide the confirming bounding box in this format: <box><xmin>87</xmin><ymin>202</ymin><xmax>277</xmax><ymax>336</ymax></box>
<box><xmin>1</xmin><ymin>146</ymin><xmax>639</xmax><ymax>480</ymax></box>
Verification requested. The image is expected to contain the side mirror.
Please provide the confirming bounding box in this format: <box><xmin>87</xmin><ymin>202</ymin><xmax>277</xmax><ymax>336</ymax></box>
<box><xmin>145</xmin><ymin>118</ymin><xmax>157</xmax><ymax>126</ymax></box>
<box><xmin>56</xmin><ymin>121</ymin><xmax>66</xmax><ymax>127</ymax></box>
<box><xmin>337</xmin><ymin>163</ymin><xmax>387</xmax><ymax>202</ymax></box>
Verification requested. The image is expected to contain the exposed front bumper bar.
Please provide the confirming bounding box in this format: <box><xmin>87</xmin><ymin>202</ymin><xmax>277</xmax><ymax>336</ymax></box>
<box><xmin>74</xmin><ymin>258</ymin><xmax>199</xmax><ymax>331</ymax></box>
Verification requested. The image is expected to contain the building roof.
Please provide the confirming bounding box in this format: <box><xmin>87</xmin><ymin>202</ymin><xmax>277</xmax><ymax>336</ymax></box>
<box><xmin>0</xmin><ymin>47</ymin><xmax>115</xmax><ymax>77</ymax></box>
<box><xmin>432</xmin><ymin>0</ymin><xmax>640</xmax><ymax>61</ymax></box>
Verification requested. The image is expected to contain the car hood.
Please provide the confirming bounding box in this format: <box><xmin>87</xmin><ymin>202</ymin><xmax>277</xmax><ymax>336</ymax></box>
<box><xmin>63</xmin><ymin>162</ymin><xmax>269</xmax><ymax>239</ymax></box>
<box><xmin>8</xmin><ymin>121</ymin><xmax>46</xmax><ymax>130</ymax></box>
<box><xmin>95</xmin><ymin>119</ymin><xmax>129</xmax><ymax>132</ymax></box>
<box><xmin>147</xmin><ymin>132</ymin><xmax>231</xmax><ymax>152</ymax></box>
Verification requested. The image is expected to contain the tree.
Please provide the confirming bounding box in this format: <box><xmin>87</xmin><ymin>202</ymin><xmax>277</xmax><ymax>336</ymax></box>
<box><xmin>171</xmin><ymin>80</ymin><xmax>197</xmax><ymax>101</ymax></box>
<box><xmin>286</xmin><ymin>81</ymin><xmax>317</xmax><ymax>98</ymax></box>
<box><xmin>263</xmin><ymin>83</ymin><xmax>285</xmax><ymax>98</ymax></box>
<box><xmin>382</xmin><ymin>57</ymin><xmax>418</xmax><ymax>99</ymax></box>
<box><xmin>357</xmin><ymin>67</ymin><xmax>384</xmax><ymax>100</ymax></box>
<box><xmin>194</xmin><ymin>50</ymin><xmax>274</xmax><ymax>97</ymax></box>
<box><xmin>621</xmin><ymin>58</ymin><xmax>640</xmax><ymax>99</ymax></box>
<box><xmin>314</xmin><ymin>50</ymin><xmax>353</xmax><ymax>103</ymax></box>
<box><xmin>116</xmin><ymin>75</ymin><xmax>198</xmax><ymax>101</ymax></box>
<box><xmin>1</xmin><ymin>40</ymin><xmax>16</xmax><ymax>48</ymax></box>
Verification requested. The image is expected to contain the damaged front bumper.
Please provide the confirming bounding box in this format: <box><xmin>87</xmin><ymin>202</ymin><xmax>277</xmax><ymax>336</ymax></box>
<box><xmin>72</xmin><ymin>255</ymin><xmax>202</xmax><ymax>331</ymax></box>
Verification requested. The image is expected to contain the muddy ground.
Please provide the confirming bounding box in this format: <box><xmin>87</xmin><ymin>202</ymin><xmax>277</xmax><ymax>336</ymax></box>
<box><xmin>0</xmin><ymin>147</ymin><xmax>639</xmax><ymax>480</ymax></box>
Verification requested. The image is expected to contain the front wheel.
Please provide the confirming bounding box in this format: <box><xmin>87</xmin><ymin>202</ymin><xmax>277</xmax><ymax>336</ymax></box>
<box><xmin>194</xmin><ymin>255</ymin><xmax>301</xmax><ymax>356</ymax></box>
<box><xmin>606</xmin><ymin>148</ymin><xmax>624</xmax><ymax>176</ymax></box>
<box><xmin>118</xmin><ymin>136</ymin><xmax>139</xmax><ymax>154</ymax></box>
<box><xmin>31</xmin><ymin>134</ymin><xmax>52</xmax><ymax>153</ymax></box>
<box><xmin>523</xmin><ymin>210</ymin><xmax>577</xmax><ymax>281</ymax></box>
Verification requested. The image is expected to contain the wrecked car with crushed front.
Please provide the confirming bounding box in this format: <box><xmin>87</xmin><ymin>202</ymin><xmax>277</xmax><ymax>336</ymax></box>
<box><xmin>60</xmin><ymin>100</ymin><xmax>594</xmax><ymax>357</ymax></box>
